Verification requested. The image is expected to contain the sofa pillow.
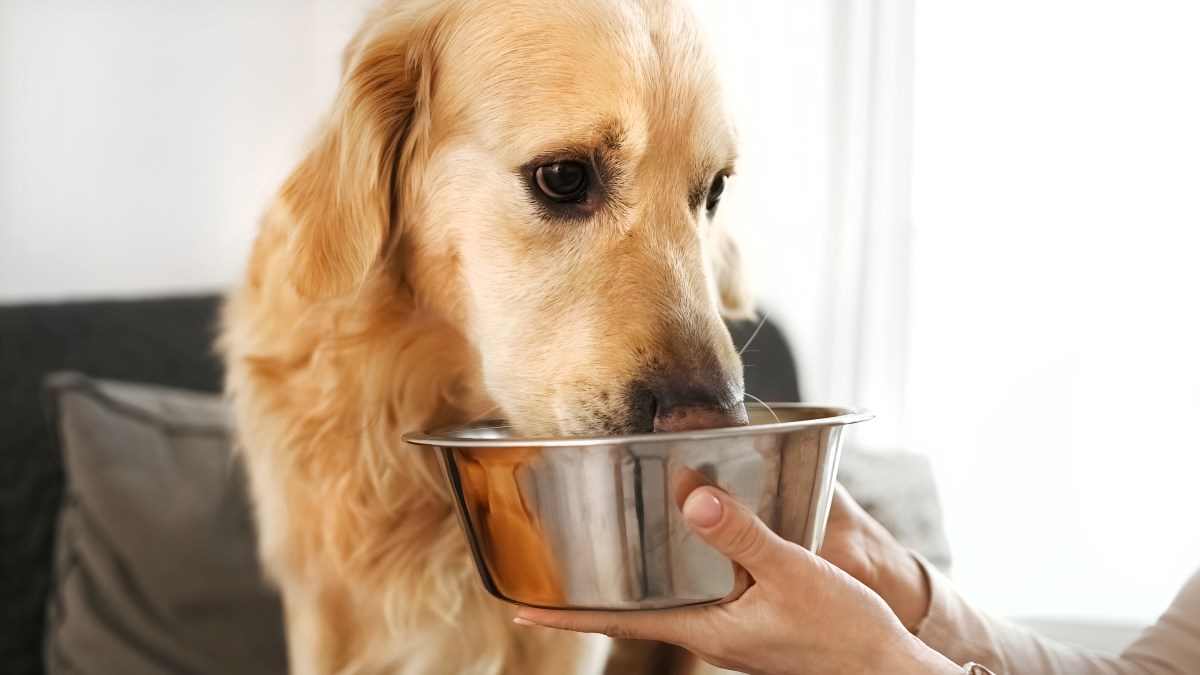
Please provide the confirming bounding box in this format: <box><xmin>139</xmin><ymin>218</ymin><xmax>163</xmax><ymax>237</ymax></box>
<box><xmin>840</xmin><ymin>447</ymin><xmax>953</xmax><ymax>572</ymax></box>
<box><xmin>42</xmin><ymin>373</ymin><xmax>287</xmax><ymax>675</ymax></box>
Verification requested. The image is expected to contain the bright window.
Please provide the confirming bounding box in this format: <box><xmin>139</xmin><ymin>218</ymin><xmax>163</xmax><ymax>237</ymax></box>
<box><xmin>907</xmin><ymin>0</ymin><xmax>1200</xmax><ymax>624</ymax></box>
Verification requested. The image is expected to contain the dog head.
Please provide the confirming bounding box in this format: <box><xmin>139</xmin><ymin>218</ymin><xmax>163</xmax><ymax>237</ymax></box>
<box><xmin>281</xmin><ymin>0</ymin><xmax>753</xmax><ymax>436</ymax></box>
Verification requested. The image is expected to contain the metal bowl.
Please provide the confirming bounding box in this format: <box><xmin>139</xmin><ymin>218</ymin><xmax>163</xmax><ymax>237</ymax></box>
<box><xmin>404</xmin><ymin>403</ymin><xmax>872</xmax><ymax>610</ymax></box>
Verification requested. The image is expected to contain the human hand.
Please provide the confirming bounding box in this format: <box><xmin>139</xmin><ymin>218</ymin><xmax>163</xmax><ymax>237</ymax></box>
<box><xmin>513</xmin><ymin>487</ymin><xmax>959</xmax><ymax>675</ymax></box>
<box><xmin>818</xmin><ymin>484</ymin><xmax>933</xmax><ymax>633</ymax></box>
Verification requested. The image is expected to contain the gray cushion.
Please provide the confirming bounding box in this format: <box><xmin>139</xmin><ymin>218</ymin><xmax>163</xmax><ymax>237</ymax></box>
<box><xmin>840</xmin><ymin>448</ymin><xmax>953</xmax><ymax>572</ymax></box>
<box><xmin>43</xmin><ymin>373</ymin><xmax>286</xmax><ymax>675</ymax></box>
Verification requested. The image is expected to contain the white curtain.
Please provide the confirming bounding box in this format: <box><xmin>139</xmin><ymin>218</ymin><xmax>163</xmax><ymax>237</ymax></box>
<box><xmin>704</xmin><ymin>0</ymin><xmax>1200</xmax><ymax>630</ymax></box>
<box><xmin>813</xmin><ymin>0</ymin><xmax>914</xmax><ymax>451</ymax></box>
<box><xmin>688</xmin><ymin>0</ymin><xmax>916</xmax><ymax>454</ymax></box>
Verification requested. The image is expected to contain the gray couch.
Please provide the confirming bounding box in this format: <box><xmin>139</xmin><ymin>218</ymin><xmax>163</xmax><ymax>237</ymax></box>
<box><xmin>0</xmin><ymin>294</ymin><xmax>950</xmax><ymax>675</ymax></box>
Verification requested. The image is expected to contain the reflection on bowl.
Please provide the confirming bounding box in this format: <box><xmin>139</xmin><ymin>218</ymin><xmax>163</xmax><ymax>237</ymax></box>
<box><xmin>403</xmin><ymin>403</ymin><xmax>872</xmax><ymax>610</ymax></box>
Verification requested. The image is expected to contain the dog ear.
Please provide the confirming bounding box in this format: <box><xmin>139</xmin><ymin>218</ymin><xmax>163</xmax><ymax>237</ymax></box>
<box><xmin>280</xmin><ymin>18</ymin><xmax>433</xmax><ymax>299</ymax></box>
<box><xmin>709</xmin><ymin>222</ymin><xmax>756</xmax><ymax>320</ymax></box>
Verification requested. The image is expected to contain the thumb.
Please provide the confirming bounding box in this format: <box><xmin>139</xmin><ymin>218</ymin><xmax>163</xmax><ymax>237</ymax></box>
<box><xmin>682</xmin><ymin>487</ymin><xmax>789</xmax><ymax>581</ymax></box>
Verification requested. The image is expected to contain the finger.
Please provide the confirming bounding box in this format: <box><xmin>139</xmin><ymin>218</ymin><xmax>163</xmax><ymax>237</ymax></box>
<box><xmin>513</xmin><ymin>606</ymin><xmax>704</xmax><ymax>645</ymax></box>
<box><xmin>670</xmin><ymin>465</ymin><xmax>718</xmax><ymax>511</ymax></box>
<box><xmin>830</xmin><ymin>482</ymin><xmax>870</xmax><ymax>521</ymax></box>
<box><xmin>682</xmin><ymin>486</ymin><xmax>792</xmax><ymax>581</ymax></box>
<box><xmin>830</xmin><ymin>482</ymin><xmax>852</xmax><ymax>513</ymax></box>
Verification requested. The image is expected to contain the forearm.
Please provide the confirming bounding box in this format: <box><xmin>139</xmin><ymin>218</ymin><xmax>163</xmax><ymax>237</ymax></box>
<box><xmin>818</xmin><ymin>487</ymin><xmax>1200</xmax><ymax>674</ymax></box>
<box><xmin>915</xmin><ymin>558</ymin><xmax>1200</xmax><ymax>675</ymax></box>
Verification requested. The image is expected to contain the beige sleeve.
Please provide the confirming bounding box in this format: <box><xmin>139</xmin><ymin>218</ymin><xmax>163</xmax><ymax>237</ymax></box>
<box><xmin>914</xmin><ymin>558</ymin><xmax>1200</xmax><ymax>675</ymax></box>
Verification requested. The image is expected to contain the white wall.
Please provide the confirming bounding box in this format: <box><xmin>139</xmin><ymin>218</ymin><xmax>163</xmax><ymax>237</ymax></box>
<box><xmin>0</xmin><ymin>0</ymin><xmax>823</xmax><ymax>355</ymax></box>
<box><xmin>0</xmin><ymin>0</ymin><xmax>375</xmax><ymax>301</ymax></box>
<box><xmin>0</xmin><ymin>1</ymin><xmax>826</xmax><ymax>416</ymax></box>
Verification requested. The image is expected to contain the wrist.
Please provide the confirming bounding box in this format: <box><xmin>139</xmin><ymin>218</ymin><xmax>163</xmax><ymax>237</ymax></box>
<box><xmin>871</xmin><ymin>546</ymin><xmax>931</xmax><ymax>633</ymax></box>
<box><xmin>874</xmin><ymin>633</ymin><xmax>962</xmax><ymax>675</ymax></box>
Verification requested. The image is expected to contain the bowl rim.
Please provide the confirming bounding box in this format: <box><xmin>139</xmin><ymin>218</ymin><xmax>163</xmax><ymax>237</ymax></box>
<box><xmin>403</xmin><ymin>402</ymin><xmax>874</xmax><ymax>448</ymax></box>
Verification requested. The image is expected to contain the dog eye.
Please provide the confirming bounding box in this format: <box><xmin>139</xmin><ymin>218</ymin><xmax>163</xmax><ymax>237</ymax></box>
<box><xmin>535</xmin><ymin>162</ymin><xmax>589</xmax><ymax>202</ymax></box>
<box><xmin>706</xmin><ymin>174</ymin><xmax>726</xmax><ymax>212</ymax></box>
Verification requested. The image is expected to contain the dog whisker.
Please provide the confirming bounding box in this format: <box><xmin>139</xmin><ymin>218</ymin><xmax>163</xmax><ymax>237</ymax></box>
<box><xmin>462</xmin><ymin>423</ymin><xmax>514</xmax><ymax>432</ymax></box>
<box><xmin>461</xmin><ymin>406</ymin><xmax>501</xmax><ymax>426</ymax></box>
<box><xmin>742</xmin><ymin>391</ymin><xmax>780</xmax><ymax>424</ymax></box>
<box><xmin>737</xmin><ymin>313</ymin><xmax>769</xmax><ymax>356</ymax></box>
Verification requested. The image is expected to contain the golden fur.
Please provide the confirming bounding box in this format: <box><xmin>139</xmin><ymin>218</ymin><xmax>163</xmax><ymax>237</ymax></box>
<box><xmin>220</xmin><ymin>0</ymin><xmax>751</xmax><ymax>673</ymax></box>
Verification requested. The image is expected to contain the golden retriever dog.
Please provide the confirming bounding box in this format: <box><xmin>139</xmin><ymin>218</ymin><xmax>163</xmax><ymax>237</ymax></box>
<box><xmin>220</xmin><ymin>0</ymin><xmax>753</xmax><ymax>672</ymax></box>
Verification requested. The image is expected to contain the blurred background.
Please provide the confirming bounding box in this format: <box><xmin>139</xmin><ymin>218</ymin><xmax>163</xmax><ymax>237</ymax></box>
<box><xmin>3</xmin><ymin>0</ymin><xmax>1199</xmax><ymax>657</ymax></box>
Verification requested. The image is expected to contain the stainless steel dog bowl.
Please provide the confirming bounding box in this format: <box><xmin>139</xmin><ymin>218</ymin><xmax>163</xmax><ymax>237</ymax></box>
<box><xmin>404</xmin><ymin>403</ymin><xmax>872</xmax><ymax>610</ymax></box>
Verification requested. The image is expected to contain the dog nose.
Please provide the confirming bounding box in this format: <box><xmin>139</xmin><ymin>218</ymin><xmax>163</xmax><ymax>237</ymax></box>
<box><xmin>637</xmin><ymin>378</ymin><xmax>749</xmax><ymax>433</ymax></box>
<box><xmin>654</xmin><ymin>402</ymin><xmax>748</xmax><ymax>433</ymax></box>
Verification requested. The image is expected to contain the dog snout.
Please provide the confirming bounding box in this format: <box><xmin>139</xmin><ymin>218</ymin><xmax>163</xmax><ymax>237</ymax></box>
<box><xmin>655</xmin><ymin>401</ymin><xmax>748</xmax><ymax>433</ymax></box>
<box><xmin>629</xmin><ymin>376</ymin><xmax>749</xmax><ymax>433</ymax></box>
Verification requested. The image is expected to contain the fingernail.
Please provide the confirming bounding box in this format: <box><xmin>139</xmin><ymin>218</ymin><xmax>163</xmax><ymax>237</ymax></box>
<box><xmin>683</xmin><ymin>490</ymin><xmax>723</xmax><ymax>528</ymax></box>
<box><xmin>513</xmin><ymin>617</ymin><xmax>538</xmax><ymax>627</ymax></box>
